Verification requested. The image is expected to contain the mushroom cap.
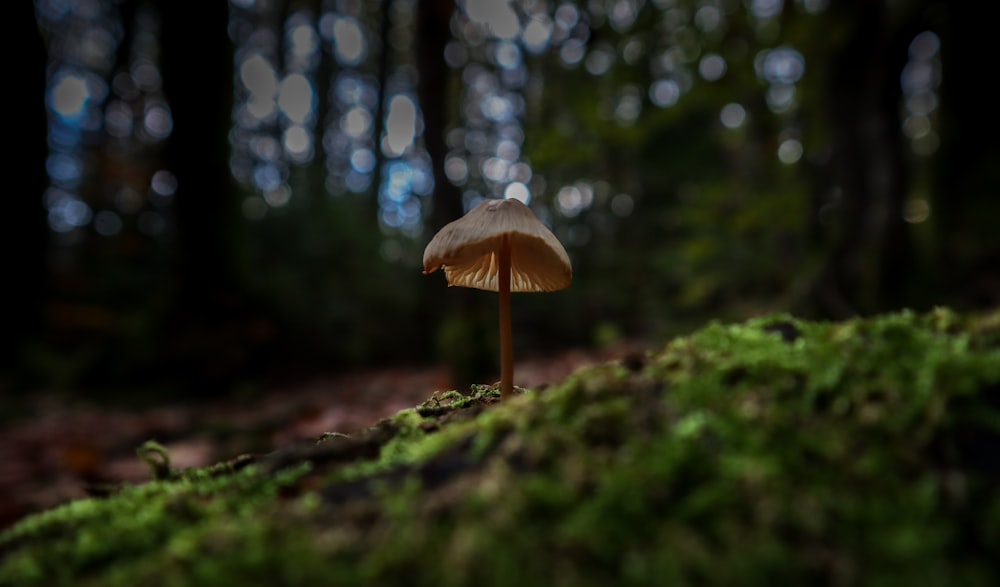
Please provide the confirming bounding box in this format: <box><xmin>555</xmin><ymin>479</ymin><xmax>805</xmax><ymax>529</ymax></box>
<box><xmin>422</xmin><ymin>198</ymin><xmax>572</xmax><ymax>292</ymax></box>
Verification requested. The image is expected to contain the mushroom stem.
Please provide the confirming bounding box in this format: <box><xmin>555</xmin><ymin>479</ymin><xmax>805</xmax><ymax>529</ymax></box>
<box><xmin>498</xmin><ymin>236</ymin><xmax>513</xmax><ymax>399</ymax></box>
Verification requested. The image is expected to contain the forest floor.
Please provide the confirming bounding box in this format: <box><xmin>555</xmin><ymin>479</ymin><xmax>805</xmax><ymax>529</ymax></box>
<box><xmin>3</xmin><ymin>308</ymin><xmax>999</xmax><ymax>586</ymax></box>
<box><xmin>0</xmin><ymin>343</ymin><xmax>640</xmax><ymax>530</ymax></box>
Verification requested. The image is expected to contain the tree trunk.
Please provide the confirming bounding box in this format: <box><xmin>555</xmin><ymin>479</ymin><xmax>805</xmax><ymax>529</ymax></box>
<box><xmin>158</xmin><ymin>1</ymin><xmax>239</xmax><ymax>314</ymax></box>
<box><xmin>1</xmin><ymin>2</ymin><xmax>50</xmax><ymax>384</ymax></box>
<box><xmin>935</xmin><ymin>3</ymin><xmax>1000</xmax><ymax>309</ymax></box>
<box><xmin>416</xmin><ymin>0</ymin><xmax>494</xmax><ymax>390</ymax></box>
<box><xmin>417</xmin><ymin>0</ymin><xmax>464</xmax><ymax>231</ymax></box>
<box><xmin>815</xmin><ymin>0</ymin><xmax>914</xmax><ymax>317</ymax></box>
<box><xmin>156</xmin><ymin>1</ymin><xmax>257</xmax><ymax>391</ymax></box>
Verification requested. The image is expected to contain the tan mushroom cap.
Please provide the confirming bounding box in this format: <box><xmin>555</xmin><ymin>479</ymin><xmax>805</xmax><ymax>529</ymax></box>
<box><xmin>422</xmin><ymin>198</ymin><xmax>572</xmax><ymax>292</ymax></box>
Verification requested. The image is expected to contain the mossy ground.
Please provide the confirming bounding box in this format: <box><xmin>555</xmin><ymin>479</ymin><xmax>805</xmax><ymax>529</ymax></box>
<box><xmin>2</xmin><ymin>308</ymin><xmax>1000</xmax><ymax>586</ymax></box>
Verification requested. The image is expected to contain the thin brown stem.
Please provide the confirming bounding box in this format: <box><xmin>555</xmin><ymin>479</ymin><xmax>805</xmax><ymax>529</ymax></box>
<box><xmin>498</xmin><ymin>237</ymin><xmax>513</xmax><ymax>399</ymax></box>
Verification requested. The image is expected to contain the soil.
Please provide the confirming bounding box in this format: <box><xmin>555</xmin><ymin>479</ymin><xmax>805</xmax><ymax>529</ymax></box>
<box><xmin>0</xmin><ymin>344</ymin><xmax>638</xmax><ymax>530</ymax></box>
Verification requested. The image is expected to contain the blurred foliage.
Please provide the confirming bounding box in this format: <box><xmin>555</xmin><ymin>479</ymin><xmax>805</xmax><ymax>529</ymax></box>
<box><xmin>12</xmin><ymin>0</ymin><xmax>1000</xmax><ymax>394</ymax></box>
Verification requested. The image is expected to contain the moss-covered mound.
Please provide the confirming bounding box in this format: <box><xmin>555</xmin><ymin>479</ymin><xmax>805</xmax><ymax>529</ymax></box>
<box><xmin>3</xmin><ymin>308</ymin><xmax>1000</xmax><ymax>586</ymax></box>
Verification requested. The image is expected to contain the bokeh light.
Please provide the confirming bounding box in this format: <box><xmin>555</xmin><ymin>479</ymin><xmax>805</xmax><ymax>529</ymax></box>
<box><xmin>751</xmin><ymin>0</ymin><xmax>784</xmax><ymax>19</ymax></box>
<box><xmin>462</xmin><ymin>0</ymin><xmax>520</xmax><ymax>40</ymax></box>
<box><xmin>756</xmin><ymin>47</ymin><xmax>805</xmax><ymax>85</ymax></box>
<box><xmin>777</xmin><ymin>138</ymin><xmax>803</xmax><ymax>165</ymax></box>
<box><xmin>384</xmin><ymin>95</ymin><xmax>418</xmax><ymax>156</ymax></box>
<box><xmin>699</xmin><ymin>54</ymin><xmax>727</xmax><ymax>81</ymax></box>
<box><xmin>903</xmin><ymin>198</ymin><xmax>931</xmax><ymax>223</ymax></box>
<box><xmin>557</xmin><ymin>182</ymin><xmax>594</xmax><ymax>218</ymax></box>
<box><xmin>611</xmin><ymin>193</ymin><xmax>634</xmax><ymax>217</ymax></box>
<box><xmin>47</xmin><ymin>191</ymin><xmax>92</xmax><ymax>233</ymax></box>
<box><xmin>650</xmin><ymin>79</ymin><xmax>681</xmax><ymax>107</ymax></box>
<box><xmin>49</xmin><ymin>72</ymin><xmax>90</xmax><ymax>121</ymax></box>
<box><xmin>504</xmin><ymin>181</ymin><xmax>531</xmax><ymax>204</ymax></box>
<box><xmin>31</xmin><ymin>0</ymin><xmax>962</xmax><ymax>326</ymax></box>
<box><xmin>720</xmin><ymin>103</ymin><xmax>747</xmax><ymax>129</ymax></box>
<box><xmin>901</xmin><ymin>31</ymin><xmax>941</xmax><ymax>157</ymax></box>
<box><xmin>94</xmin><ymin>210</ymin><xmax>123</xmax><ymax>236</ymax></box>
<box><xmin>277</xmin><ymin>73</ymin><xmax>315</xmax><ymax>126</ymax></box>
<box><xmin>521</xmin><ymin>15</ymin><xmax>553</xmax><ymax>54</ymax></box>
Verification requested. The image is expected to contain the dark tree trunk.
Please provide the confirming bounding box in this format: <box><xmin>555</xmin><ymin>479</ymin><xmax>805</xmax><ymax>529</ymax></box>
<box><xmin>156</xmin><ymin>1</ymin><xmax>259</xmax><ymax>391</ymax></box>
<box><xmin>1</xmin><ymin>3</ymin><xmax>50</xmax><ymax>384</ymax></box>
<box><xmin>935</xmin><ymin>3</ymin><xmax>1000</xmax><ymax>309</ymax></box>
<box><xmin>815</xmin><ymin>0</ymin><xmax>915</xmax><ymax>317</ymax></box>
<box><xmin>416</xmin><ymin>0</ymin><xmax>464</xmax><ymax>232</ymax></box>
<box><xmin>158</xmin><ymin>1</ymin><xmax>238</xmax><ymax>314</ymax></box>
<box><xmin>370</xmin><ymin>0</ymin><xmax>394</xmax><ymax>223</ymax></box>
<box><xmin>416</xmin><ymin>0</ymin><xmax>494</xmax><ymax>390</ymax></box>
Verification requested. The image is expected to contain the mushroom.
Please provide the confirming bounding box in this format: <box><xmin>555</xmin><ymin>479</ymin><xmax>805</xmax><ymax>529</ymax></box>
<box><xmin>423</xmin><ymin>198</ymin><xmax>572</xmax><ymax>399</ymax></box>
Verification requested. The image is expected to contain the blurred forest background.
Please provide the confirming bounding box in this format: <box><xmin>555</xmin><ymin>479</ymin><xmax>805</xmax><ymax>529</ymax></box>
<box><xmin>4</xmin><ymin>0</ymin><xmax>999</xmax><ymax>399</ymax></box>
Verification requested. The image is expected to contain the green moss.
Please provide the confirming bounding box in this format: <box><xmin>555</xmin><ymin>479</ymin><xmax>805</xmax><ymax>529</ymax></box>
<box><xmin>0</xmin><ymin>463</ymin><xmax>312</xmax><ymax>586</ymax></box>
<box><xmin>3</xmin><ymin>308</ymin><xmax>1000</xmax><ymax>586</ymax></box>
